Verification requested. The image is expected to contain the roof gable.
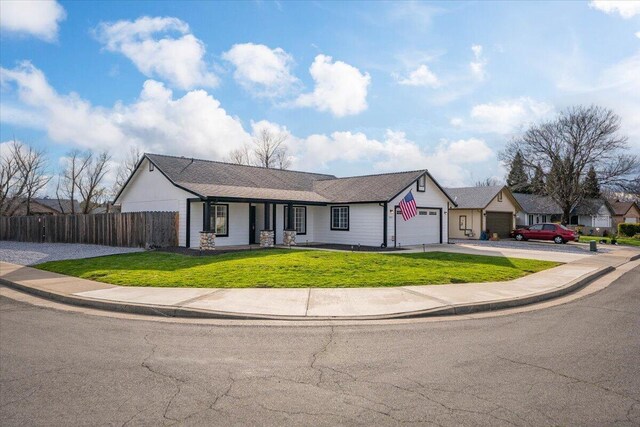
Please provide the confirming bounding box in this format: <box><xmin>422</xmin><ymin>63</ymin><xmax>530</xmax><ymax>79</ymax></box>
<box><xmin>444</xmin><ymin>185</ymin><xmax>517</xmax><ymax>210</ymax></box>
<box><xmin>512</xmin><ymin>193</ymin><xmax>563</xmax><ymax>215</ymax></box>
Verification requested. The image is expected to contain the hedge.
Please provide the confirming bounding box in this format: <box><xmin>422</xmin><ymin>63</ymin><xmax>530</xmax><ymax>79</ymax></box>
<box><xmin>618</xmin><ymin>223</ymin><xmax>640</xmax><ymax>237</ymax></box>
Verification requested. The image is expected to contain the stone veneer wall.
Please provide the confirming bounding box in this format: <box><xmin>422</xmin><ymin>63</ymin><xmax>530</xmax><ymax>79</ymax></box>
<box><xmin>260</xmin><ymin>230</ymin><xmax>275</xmax><ymax>248</ymax></box>
<box><xmin>283</xmin><ymin>229</ymin><xmax>297</xmax><ymax>246</ymax></box>
<box><xmin>199</xmin><ymin>231</ymin><xmax>215</xmax><ymax>250</ymax></box>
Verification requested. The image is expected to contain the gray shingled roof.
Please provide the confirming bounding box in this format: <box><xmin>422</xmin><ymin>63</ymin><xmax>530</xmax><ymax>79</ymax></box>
<box><xmin>32</xmin><ymin>197</ymin><xmax>81</xmax><ymax>213</ymax></box>
<box><xmin>443</xmin><ymin>186</ymin><xmax>504</xmax><ymax>209</ymax></box>
<box><xmin>136</xmin><ymin>154</ymin><xmax>444</xmax><ymax>204</ymax></box>
<box><xmin>513</xmin><ymin>193</ymin><xmax>562</xmax><ymax>214</ymax></box>
<box><xmin>573</xmin><ymin>198</ymin><xmax>612</xmax><ymax>216</ymax></box>
<box><xmin>313</xmin><ymin>170</ymin><xmax>428</xmax><ymax>203</ymax></box>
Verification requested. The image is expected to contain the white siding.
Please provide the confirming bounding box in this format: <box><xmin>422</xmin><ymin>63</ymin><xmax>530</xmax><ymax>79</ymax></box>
<box><xmin>118</xmin><ymin>158</ymin><xmax>192</xmax><ymax>246</ymax></box>
<box><xmin>188</xmin><ymin>201</ymin><xmax>250</xmax><ymax>248</ymax></box>
<box><xmin>388</xmin><ymin>176</ymin><xmax>449</xmax><ymax>246</ymax></box>
<box><xmin>314</xmin><ymin>204</ymin><xmax>384</xmax><ymax>247</ymax></box>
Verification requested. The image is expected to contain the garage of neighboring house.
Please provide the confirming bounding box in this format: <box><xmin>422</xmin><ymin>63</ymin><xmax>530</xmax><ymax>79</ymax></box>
<box><xmin>395</xmin><ymin>207</ymin><xmax>441</xmax><ymax>246</ymax></box>
<box><xmin>485</xmin><ymin>212</ymin><xmax>513</xmax><ymax>238</ymax></box>
<box><xmin>445</xmin><ymin>185</ymin><xmax>523</xmax><ymax>240</ymax></box>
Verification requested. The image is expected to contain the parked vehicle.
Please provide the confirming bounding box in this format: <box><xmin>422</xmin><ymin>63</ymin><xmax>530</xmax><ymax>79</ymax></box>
<box><xmin>511</xmin><ymin>223</ymin><xmax>578</xmax><ymax>244</ymax></box>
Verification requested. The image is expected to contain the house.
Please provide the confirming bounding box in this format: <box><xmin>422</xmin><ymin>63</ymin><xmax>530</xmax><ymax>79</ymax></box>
<box><xmin>569</xmin><ymin>198</ymin><xmax>614</xmax><ymax>228</ymax></box>
<box><xmin>444</xmin><ymin>185</ymin><xmax>522</xmax><ymax>239</ymax></box>
<box><xmin>113</xmin><ymin>153</ymin><xmax>456</xmax><ymax>249</ymax></box>
<box><xmin>10</xmin><ymin>197</ymin><xmax>81</xmax><ymax>216</ymax></box>
<box><xmin>513</xmin><ymin>193</ymin><xmax>614</xmax><ymax>229</ymax></box>
<box><xmin>513</xmin><ymin>193</ymin><xmax>563</xmax><ymax>226</ymax></box>
<box><xmin>610</xmin><ymin>201</ymin><xmax>640</xmax><ymax>225</ymax></box>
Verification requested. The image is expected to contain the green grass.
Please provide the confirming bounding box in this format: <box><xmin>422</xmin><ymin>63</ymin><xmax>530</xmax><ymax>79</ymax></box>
<box><xmin>35</xmin><ymin>249</ymin><xmax>560</xmax><ymax>288</ymax></box>
<box><xmin>578</xmin><ymin>235</ymin><xmax>640</xmax><ymax>247</ymax></box>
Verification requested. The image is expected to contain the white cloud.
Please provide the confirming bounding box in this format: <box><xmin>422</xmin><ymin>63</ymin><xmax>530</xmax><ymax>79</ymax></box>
<box><xmin>470</xmin><ymin>44</ymin><xmax>487</xmax><ymax>81</ymax></box>
<box><xmin>469</xmin><ymin>97</ymin><xmax>555</xmax><ymax>134</ymax></box>
<box><xmin>395</xmin><ymin>64</ymin><xmax>440</xmax><ymax>87</ymax></box>
<box><xmin>291</xmin><ymin>130</ymin><xmax>493</xmax><ymax>186</ymax></box>
<box><xmin>0</xmin><ymin>0</ymin><xmax>66</xmax><ymax>42</ymax></box>
<box><xmin>0</xmin><ymin>62</ymin><xmax>250</xmax><ymax>160</ymax></box>
<box><xmin>222</xmin><ymin>43</ymin><xmax>299</xmax><ymax>98</ymax></box>
<box><xmin>589</xmin><ymin>1</ymin><xmax>640</xmax><ymax>18</ymax></box>
<box><xmin>294</xmin><ymin>54</ymin><xmax>371</xmax><ymax>117</ymax></box>
<box><xmin>94</xmin><ymin>16</ymin><xmax>218</xmax><ymax>90</ymax></box>
<box><xmin>636</xmin><ymin>31</ymin><xmax>640</xmax><ymax>38</ymax></box>
<box><xmin>450</xmin><ymin>117</ymin><xmax>463</xmax><ymax>127</ymax></box>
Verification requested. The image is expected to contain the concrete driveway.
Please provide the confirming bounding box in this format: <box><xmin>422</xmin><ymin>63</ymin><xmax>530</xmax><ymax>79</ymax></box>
<box><xmin>0</xmin><ymin>241</ymin><xmax>143</xmax><ymax>266</ymax></box>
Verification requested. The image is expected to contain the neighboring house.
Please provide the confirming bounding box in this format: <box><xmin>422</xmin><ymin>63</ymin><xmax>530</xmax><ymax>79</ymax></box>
<box><xmin>10</xmin><ymin>197</ymin><xmax>81</xmax><ymax>216</ymax></box>
<box><xmin>113</xmin><ymin>154</ymin><xmax>456</xmax><ymax>248</ymax></box>
<box><xmin>569</xmin><ymin>198</ymin><xmax>614</xmax><ymax>228</ymax></box>
<box><xmin>444</xmin><ymin>186</ymin><xmax>522</xmax><ymax>239</ymax></box>
<box><xmin>610</xmin><ymin>201</ymin><xmax>640</xmax><ymax>225</ymax></box>
<box><xmin>513</xmin><ymin>193</ymin><xmax>563</xmax><ymax>226</ymax></box>
<box><xmin>513</xmin><ymin>193</ymin><xmax>614</xmax><ymax>228</ymax></box>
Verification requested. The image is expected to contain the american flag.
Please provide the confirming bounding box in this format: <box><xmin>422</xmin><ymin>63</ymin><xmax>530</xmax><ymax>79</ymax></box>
<box><xmin>399</xmin><ymin>191</ymin><xmax>418</xmax><ymax>221</ymax></box>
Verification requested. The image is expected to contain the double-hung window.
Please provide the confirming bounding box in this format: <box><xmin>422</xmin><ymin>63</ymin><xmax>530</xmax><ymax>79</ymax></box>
<box><xmin>209</xmin><ymin>204</ymin><xmax>228</xmax><ymax>236</ymax></box>
<box><xmin>331</xmin><ymin>206</ymin><xmax>349</xmax><ymax>230</ymax></box>
<box><xmin>284</xmin><ymin>206</ymin><xmax>306</xmax><ymax>234</ymax></box>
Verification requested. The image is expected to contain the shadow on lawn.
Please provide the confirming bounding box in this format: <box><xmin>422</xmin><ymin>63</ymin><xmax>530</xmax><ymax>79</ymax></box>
<box><xmin>390</xmin><ymin>251</ymin><xmax>519</xmax><ymax>269</ymax></box>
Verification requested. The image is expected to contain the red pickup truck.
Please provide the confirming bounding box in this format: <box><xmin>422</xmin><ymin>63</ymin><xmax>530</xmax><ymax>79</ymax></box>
<box><xmin>512</xmin><ymin>223</ymin><xmax>578</xmax><ymax>244</ymax></box>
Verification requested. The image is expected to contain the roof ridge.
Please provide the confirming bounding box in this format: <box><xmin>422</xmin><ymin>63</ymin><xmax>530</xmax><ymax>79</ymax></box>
<box><xmin>146</xmin><ymin>153</ymin><xmax>336</xmax><ymax>177</ymax></box>
<box><xmin>319</xmin><ymin>169</ymin><xmax>427</xmax><ymax>181</ymax></box>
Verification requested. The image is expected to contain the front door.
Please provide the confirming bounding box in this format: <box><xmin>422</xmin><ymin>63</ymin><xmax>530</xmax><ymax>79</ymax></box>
<box><xmin>249</xmin><ymin>205</ymin><xmax>256</xmax><ymax>244</ymax></box>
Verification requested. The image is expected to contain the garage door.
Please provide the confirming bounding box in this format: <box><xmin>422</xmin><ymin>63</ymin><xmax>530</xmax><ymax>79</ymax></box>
<box><xmin>395</xmin><ymin>208</ymin><xmax>440</xmax><ymax>246</ymax></box>
<box><xmin>485</xmin><ymin>212</ymin><xmax>513</xmax><ymax>238</ymax></box>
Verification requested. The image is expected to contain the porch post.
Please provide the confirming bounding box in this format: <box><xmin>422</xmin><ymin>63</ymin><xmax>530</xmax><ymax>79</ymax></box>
<box><xmin>199</xmin><ymin>200</ymin><xmax>215</xmax><ymax>250</ymax></box>
<box><xmin>260</xmin><ymin>202</ymin><xmax>274</xmax><ymax>248</ymax></box>
<box><xmin>287</xmin><ymin>203</ymin><xmax>294</xmax><ymax>230</ymax></box>
<box><xmin>283</xmin><ymin>202</ymin><xmax>297</xmax><ymax>246</ymax></box>
<box><xmin>203</xmin><ymin>201</ymin><xmax>211</xmax><ymax>231</ymax></box>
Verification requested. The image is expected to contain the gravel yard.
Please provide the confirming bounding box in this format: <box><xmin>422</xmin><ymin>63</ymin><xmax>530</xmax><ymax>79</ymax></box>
<box><xmin>450</xmin><ymin>238</ymin><xmax>611</xmax><ymax>254</ymax></box>
<box><xmin>0</xmin><ymin>241</ymin><xmax>144</xmax><ymax>266</ymax></box>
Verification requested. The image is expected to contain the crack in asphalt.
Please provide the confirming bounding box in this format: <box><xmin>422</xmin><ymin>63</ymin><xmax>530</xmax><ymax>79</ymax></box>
<box><xmin>498</xmin><ymin>356</ymin><xmax>640</xmax><ymax>405</ymax></box>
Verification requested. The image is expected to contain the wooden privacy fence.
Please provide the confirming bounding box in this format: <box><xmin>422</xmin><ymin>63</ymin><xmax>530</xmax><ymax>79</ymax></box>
<box><xmin>0</xmin><ymin>212</ymin><xmax>179</xmax><ymax>247</ymax></box>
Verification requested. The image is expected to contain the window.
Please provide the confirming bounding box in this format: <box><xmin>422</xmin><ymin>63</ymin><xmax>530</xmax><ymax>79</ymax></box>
<box><xmin>528</xmin><ymin>214</ymin><xmax>534</xmax><ymax>225</ymax></box>
<box><xmin>149</xmin><ymin>162</ymin><xmax>154</xmax><ymax>172</ymax></box>
<box><xmin>209</xmin><ymin>204</ymin><xmax>228</xmax><ymax>236</ymax></box>
<box><xmin>542</xmin><ymin>215</ymin><xmax>547</xmax><ymax>223</ymax></box>
<box><xmin>497</xmin><ymin>191</ymin><xmax>503</xmax><ymax>202</ymax></box>
<box><xmin>331</xmin><ymin>206</ymin><xmax>349</xmax><ymax>230</ymax></box>
<box><xmin>543</xmin><ymin>224</ymin><xmax>556</xmax><ymax>231</ymax></box>
<box><xmin>284</xmin><ymin>206</ymin><xmax>306</xmax><ymax>234</ymax></box>
<box><xmin>417</xmin><ymin>175</ymin><xmax>426</xmax><ymax>192</ymax></box>
<box><xmin>529</xmin><ymin>224</ymin><xmax>543</xmax><ymax>231</ymax></box>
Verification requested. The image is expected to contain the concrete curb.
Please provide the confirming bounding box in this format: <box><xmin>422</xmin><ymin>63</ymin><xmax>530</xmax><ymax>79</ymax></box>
<box><xmin>3</xmin><ymin>256</ymin><xmax>636</xmax><ymax>320</ymax></box>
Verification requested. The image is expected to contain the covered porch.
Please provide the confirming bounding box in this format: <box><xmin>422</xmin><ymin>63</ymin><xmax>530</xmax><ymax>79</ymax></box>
<box><xmin>186</xmin><ymin>197</ymin><xmax>326</xmax><ymax>250</ymax></box>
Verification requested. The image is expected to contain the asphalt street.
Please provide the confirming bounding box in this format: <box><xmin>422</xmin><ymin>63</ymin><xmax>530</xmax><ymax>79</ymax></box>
<box><xmin>1</xmin><ymin>266</ymin><xmax>639</xmax><ymax>426</ymax></box>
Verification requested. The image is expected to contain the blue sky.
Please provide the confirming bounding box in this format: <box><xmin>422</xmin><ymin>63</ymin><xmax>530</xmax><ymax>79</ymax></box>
<box><xmin>1</xmin><ymin>0</ymin><xmax>639</xmax><ymax>192</ymax></box>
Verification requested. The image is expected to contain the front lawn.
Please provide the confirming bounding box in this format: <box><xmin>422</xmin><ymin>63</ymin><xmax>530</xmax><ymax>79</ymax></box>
<box><xmin>578</xmin><ymin>235</ymin><xmax>640</xmax><ymax>247</ymax></box>
<box><xmin>35</xmin><ymin>250</ymin><xmax>560</xmax><ymax>288</ymax></box>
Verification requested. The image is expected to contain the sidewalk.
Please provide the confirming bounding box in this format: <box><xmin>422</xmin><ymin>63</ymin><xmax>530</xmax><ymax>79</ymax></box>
<box><xmin>1</xmin><ymin>249</ymin><xmax>638</xmax><ymax>320</ymax></box>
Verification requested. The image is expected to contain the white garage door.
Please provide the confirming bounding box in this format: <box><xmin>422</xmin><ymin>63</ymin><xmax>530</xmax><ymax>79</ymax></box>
<box><xmin>395</xmin><ymin>208</ymin><xmax>440</xmax><ymax>246</ymax></box>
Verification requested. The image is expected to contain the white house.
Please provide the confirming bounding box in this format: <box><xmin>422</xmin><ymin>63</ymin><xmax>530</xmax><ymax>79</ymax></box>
<box><xmin>113</xmin><ymin>154</ymin><xmax>456</xmax><ymax>249</ymax></box>
<box><xmin>513</xmin><ymin>193</ymin><xmax>614</xmax><ymax>228</ymax></box>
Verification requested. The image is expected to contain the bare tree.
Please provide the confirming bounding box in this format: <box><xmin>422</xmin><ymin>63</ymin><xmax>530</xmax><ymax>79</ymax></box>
<box><xmin>227</xmin><ymin>145</ymin><xmax>251</xmax><ymax>166</ymax></box>
<box><xmin>225</xmin><ymin>128</ymin><xmax>291</xmax><ymax>169</ymax></box>
<box><xmin>57</xmin><ymin>149</ymin><xmax>91</xmax><ymax>214</ymax></box>
<box><xmin>0</xmin><ymin>141</ymin><xmax>50</xmax><ymax>216</ymax></box>
<box><xmin>112</xmin><ymin>146</ymin><xmax>142</xmax><ymax>198</ymax></box>
<box><xmin>78</xmin><ymin>151</ymin><xmax>111</xmax><ymax>213</ymax></box>
<box><xmin>474</xmin><ymin>177</ymin><xmax>502</xmax><ymax>187</ymax></box>
<box><xmin>252</xmin><ymin>128</ymin><xmax>290</xmax><ymax>169</ymax></box>
<box><xmin>501</xmin><ymin>105</ymin><xmax>638</xmax><ymax>223</ymax></box>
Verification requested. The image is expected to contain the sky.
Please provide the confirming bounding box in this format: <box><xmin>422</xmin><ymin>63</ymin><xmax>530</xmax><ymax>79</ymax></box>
<box><xmin>1</xmin><ymin>0</ymin><xmax>639</xmax><ymax>195</ymax></box>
